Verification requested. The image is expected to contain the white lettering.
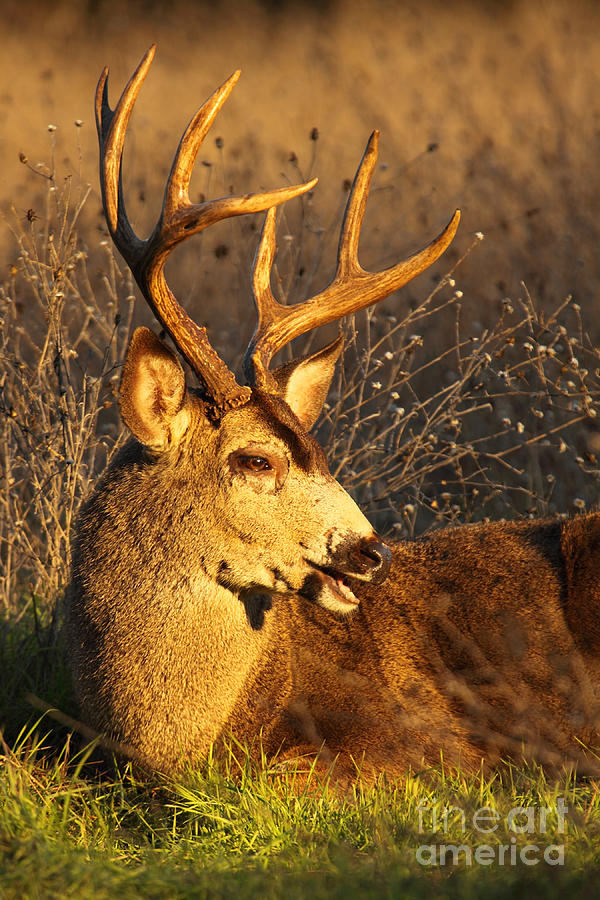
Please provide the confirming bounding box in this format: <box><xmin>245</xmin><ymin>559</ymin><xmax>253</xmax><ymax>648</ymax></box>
<box><xmin>520</xmin><ymin>844</ymin><xmax>540</xmax><ymax>866</ymax></box>
<box><xmin>538</xmin><ymin>806</ymin><xmax>547</xmax><ymax>833</ymax></box>
<box><xmin>498</xmin><ymin>843</ymin><xmax>509</xmax><ymax>865</ymax></box>
<box><xmin>544</xmin><ymin>845</ymin><xmax>565</xmax><ymax>866</ymax></box>
<box><xmin>442</xmin><ymin>805</ymin><xmax>466</xmax><ymax>833</ymax></box>
<box><xmin>474</xmin><ymin>844</ymin><xmax>495</xmax><ymax>865</ymax></box>
<box><xmin>507</xmin><ymin>806</ymin><xmax>535</xmax><ymax>833</ymax></box>
<box><xmin>557</xmin><ymin>798</ymin><xmax>568</xmax><ymax>833</ymax></box>
<box><xmin>415</xmin><ymin>845</ymin><xmax>437</xmax><ymax>866</ymax></box>
<box><xmin>438</xmin><ymin>844</ymin><xmax>472</xmax><ymax>866</ymax></box>
<box><xmin>473</xmin><ymin>807</ymin><xmax>500</xmax><ymax>833</ymax></box>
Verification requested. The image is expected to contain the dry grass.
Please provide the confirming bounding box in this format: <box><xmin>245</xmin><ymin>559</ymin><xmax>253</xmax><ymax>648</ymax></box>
<box><xmin>2</xmin><ymin>0</ymin><xmax>600</xmax><ymax>328</ymax></box>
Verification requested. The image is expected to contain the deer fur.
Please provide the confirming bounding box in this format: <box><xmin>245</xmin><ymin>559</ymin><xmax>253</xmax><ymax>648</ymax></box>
<box><xmin>67</xmin><ymin>329</ymin><xmax>600</xmax><ymax>778</ymax></box>
<box><xmin>67</xmin><ymin>47</ymin><xmax>600</xmax><ymax>779</ymax></box>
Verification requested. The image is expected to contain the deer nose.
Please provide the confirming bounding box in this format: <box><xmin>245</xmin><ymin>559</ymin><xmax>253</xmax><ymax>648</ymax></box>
<box><xmin>349</xmin><ymin>536</ymin><xmax>392</xmax><ymax>585</ymax></box>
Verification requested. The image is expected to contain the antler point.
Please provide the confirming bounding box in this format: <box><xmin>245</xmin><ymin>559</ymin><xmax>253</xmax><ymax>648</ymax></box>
<box><xmin>370</xmin><ymin>130</ymin><xmax>380</xmax><ymax>146</ymax></box>
<box><xmin>448</xmin><ymin>209</ymin><xmax>461</xmax><ymax>233</ymax></box>
<box><xmin>226</xmin><ymin>70</ymin><xmax>242</xmax><ymax>88</ymax></box>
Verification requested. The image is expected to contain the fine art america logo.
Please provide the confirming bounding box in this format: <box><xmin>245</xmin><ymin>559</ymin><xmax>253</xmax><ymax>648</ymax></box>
<box><xmin>416</xmin><ymin>799</ymin><xmax>568</xmax><ymax>867</ymax></box>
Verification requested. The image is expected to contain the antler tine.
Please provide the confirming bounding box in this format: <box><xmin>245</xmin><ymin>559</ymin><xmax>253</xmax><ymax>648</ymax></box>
<box><xmin>244</xmin><ymin>131</ymin><xmax>461</xmax><ymax>389</ymax></box>
<box><xmin>96</xmin><ymin>47</ymin><xmax>317</xmax><ymax>414</ymax></box>
<box><xmin>336</xmin><ymin>129</ymin><xmax>379</xmax><ymax>278</ymax></box>
<box><xmin>95</xmin><ymin>44</ymin><xmax>156</xmax><ymax>251</ymax></box>
<box><xmin>159</xmin><ymin>70</ymin><xmax>319</xmax><ymax>247</ymax></box>
<box><xmin>162</xmin><ymin>70</ymin><xmax>241</xmax><ymax>221</ymax></box>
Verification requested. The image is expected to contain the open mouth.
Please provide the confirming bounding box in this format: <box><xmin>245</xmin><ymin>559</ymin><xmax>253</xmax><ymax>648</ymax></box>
<box><xmin>303</xmin><ymin>562</ymin><xmax>361</xmax><ymax>609</ymax></box>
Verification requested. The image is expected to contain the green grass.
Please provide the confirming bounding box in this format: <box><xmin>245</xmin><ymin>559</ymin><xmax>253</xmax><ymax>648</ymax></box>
<box><xmin>1</xmin><ymin>719</ymin><xmax>600</xmax><ymax>899</ymax></box>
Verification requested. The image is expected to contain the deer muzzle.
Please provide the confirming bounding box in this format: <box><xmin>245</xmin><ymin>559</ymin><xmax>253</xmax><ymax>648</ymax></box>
<box><xmin>332</xmin><ymin>535</ymin><xmax>392</xmax><ymax>585</ymax></box>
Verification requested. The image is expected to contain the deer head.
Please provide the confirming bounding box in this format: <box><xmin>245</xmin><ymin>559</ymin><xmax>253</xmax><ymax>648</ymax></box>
<box><xmin>96</xmin><ymin>46</ymin><xmax>459</xmax><ymax>615</ymax></box>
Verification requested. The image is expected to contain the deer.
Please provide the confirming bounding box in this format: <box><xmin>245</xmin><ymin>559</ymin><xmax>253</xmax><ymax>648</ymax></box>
<box><xmin>66</xmin><ymin>45</ymin><xmax>600</xmax><ymax>781</ymax></box>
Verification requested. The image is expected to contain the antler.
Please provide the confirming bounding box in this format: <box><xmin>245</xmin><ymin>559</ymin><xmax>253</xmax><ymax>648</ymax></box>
<box><xmin>96</xmin><ymin>45</ymin><xmax>317</xmax><ymax>413</ymax></box>
<box><xmin>244</xmin><ymin>130</ymin><xmax>460</xmax><ymax>389</ymax></box>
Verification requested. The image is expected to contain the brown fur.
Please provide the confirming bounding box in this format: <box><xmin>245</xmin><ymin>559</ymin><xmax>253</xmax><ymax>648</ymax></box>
<box><xmin>66</xmin><ymin>331</ymin><xmax>600</xmax><ymax>778</ymax></box>
<box><xmin>287</xmin><ymin>518</ymin><xmax>600</xmax><ymax>776</ymax></box>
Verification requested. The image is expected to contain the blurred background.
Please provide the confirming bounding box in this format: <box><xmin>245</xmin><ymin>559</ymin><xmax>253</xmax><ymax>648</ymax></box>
<box><xmin>1</xmin><ymin>0</ymin><xmax>599</xmax><ymax>318</ymax></box>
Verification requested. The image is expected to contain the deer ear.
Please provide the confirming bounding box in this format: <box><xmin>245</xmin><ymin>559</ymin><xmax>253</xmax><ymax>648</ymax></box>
<box><xmin>120</xmin><ymin>327</ymin><xmax>190</xmax><ymax>451</ymax></box>
<box><xmin>271</xmin><ymin>334</ymin><xmax>344</xmax><ymax>430</ymax></box>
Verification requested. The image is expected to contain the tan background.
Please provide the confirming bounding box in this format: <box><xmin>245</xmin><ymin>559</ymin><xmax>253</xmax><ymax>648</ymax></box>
<box><xmin>1</xmin><ymin>0</ymin><xmax>599</xmax><ymax>332</ymax></box>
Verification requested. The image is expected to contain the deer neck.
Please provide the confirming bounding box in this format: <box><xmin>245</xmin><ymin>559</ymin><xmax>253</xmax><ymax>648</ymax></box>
<box><xmin>162</xmin><ymin>575</ymin><xmax>278</xmax><ymax>756</ymax></box>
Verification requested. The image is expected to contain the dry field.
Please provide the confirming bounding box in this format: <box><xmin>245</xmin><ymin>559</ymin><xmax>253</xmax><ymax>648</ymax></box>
<box><xmin>2</xmin><ymin>0</ymin><xmax>600</xmax><ymax>316</ymax></box>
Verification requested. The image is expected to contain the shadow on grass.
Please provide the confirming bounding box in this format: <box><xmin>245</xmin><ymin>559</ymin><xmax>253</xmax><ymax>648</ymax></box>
<box><xmin>0</xmin><ymin>601</ymin><xmax>80</xmax><ymax>753</ymax></box>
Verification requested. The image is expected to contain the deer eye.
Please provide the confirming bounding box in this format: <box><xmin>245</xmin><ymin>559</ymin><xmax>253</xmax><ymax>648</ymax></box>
<box><xmin>239</xmin><ymin>455</ymin><xmax>272</xmax><ymax>472</ymax></box>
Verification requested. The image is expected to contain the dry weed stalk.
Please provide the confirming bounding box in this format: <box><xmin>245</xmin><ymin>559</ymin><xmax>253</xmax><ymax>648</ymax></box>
<box><xmin>1</xmin><ymin>138</ymin><xmax>600</xmax><ymax>636</ymax></box>
<box><xmin>0</xmin><ymin>157</ymin><xmax>134</xmax><ymax>622</ymax></box>
<box><xmin>322</xmin><ymin>266</ymin><xmax>600</xmax><ymax>535</ymax></box>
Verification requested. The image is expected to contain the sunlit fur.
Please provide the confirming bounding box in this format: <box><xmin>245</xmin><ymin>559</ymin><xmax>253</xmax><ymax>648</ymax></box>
<box><xmin>67</xmin><ymin>332</ymin><xmax>384</xmax><ymax>772</ymax></box>
<box><xmin>67</xmin><ymin>330</ymin><xmax>600</xmax><ymax>778</ymax></box>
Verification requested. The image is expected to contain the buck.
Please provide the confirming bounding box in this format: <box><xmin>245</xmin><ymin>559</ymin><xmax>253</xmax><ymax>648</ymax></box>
<box><xmin>67</xmin><ymin>46</ymin><xmax>600</xmax><ymax>778</ymax></box>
